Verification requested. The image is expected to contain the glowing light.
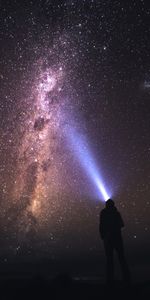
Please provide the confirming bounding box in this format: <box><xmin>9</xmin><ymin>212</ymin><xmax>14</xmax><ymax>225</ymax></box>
<box><xmin>66</xmin><ymin>126</ymin><xmax>110</xmax><ymax>201</ymax></box>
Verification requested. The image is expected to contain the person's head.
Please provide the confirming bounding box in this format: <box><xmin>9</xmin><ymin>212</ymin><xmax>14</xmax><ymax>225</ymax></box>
<box><xmin>105</xmin><ymin>198</ymin><xmax>115</xmax><ymax>209</ymax></box>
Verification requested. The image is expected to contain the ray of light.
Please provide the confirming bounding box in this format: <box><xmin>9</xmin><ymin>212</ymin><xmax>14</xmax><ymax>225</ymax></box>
<box><xmin>66</xmin><ymin>126</ymin><xmax>110</xmax><ymax>201</ymax></box>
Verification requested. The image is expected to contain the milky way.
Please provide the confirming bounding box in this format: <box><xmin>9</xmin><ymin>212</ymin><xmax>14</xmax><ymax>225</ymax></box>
<box><xmin>5</xmin><ymin>49</ymin><xmax>75</xmax><ymax>251</ymax></box>
<box><xmin>2</xmin><ymin>33</ymin><xmax>92</xmax><ymax>258</ymax></box>
<box><xmin>13</xmin><ymin>64</ymin><xmax>64</xmax><ymax>228</ymax></box>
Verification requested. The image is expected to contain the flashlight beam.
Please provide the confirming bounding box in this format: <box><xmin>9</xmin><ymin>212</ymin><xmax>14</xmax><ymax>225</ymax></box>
<box><xmin>66</xmin><ymin>126</ymin><xmax>110</xmax><ymax>201</ymax></box>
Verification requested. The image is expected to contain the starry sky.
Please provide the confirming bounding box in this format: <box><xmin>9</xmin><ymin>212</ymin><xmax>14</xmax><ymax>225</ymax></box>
<box><xmin>0</xmin><ymin>0</ymin><xmax>150</xmax><ymax>271</ymax></box>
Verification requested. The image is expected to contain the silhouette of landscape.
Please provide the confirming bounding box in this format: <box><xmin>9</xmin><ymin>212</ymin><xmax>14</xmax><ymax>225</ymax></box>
<box><xmin>0</xmin><ymin>258</ymin><xmax>149</xmax><ymax>299</ymax></box>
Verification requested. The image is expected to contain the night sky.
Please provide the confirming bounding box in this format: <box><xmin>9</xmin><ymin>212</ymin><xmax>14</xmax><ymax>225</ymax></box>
<box><xmin>0</xmin><ymin>0</ymin><xmax>150</xmax><ymax>275</ymax></box>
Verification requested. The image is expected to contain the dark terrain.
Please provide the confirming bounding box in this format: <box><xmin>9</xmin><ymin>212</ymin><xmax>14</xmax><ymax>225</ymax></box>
<box><xmin>0</xmin><ymin>261</ymin><xmax>149</xmax><ymax>299</ymax></box>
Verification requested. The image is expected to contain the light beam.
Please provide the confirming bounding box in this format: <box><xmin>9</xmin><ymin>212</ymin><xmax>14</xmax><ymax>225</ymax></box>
<box><xmin>66</xmin><ymin>126</ymin><xmax>110</xmax><ymax>201</ymax></box>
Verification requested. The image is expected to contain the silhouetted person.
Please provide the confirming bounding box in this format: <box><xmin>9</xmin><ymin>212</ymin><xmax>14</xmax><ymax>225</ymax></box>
<box><xmin>99</xmin><ymin>199</ymin><xmax>130</xmax><ymax>286</ymax></box>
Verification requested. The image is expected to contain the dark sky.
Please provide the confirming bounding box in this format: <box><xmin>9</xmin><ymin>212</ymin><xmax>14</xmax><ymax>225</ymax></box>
<box><xmin>0</xmin><ymin>0</ymin><xmax>150</xmax><ymax>276</ymax></box>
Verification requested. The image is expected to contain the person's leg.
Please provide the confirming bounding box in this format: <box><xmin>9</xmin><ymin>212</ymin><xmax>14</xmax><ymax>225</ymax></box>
<box><xmin>115</xmin><ymin>238</ymin><xmax>131</xmax><ymax>284</ymax></box>
<box><xmin>104</xmin><ymin>239</ymin><xmax>114</xmax><ymax>284</ymax></box>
